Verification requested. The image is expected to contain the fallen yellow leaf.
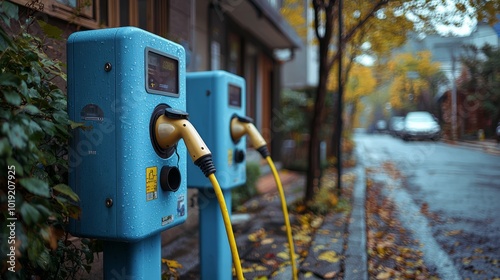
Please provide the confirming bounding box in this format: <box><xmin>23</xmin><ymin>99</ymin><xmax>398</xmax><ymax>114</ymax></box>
<box><xmin>324</xmin><ymin>271</ymin><xmax>337</xmax><ymax>279</ymax></box>
<box><xmin>261</xmin><ymin>238</ymin><xmax>274</xmax><ymax>245</ymax></box>
<box><xmin>242</xmin><ymin>266</ymin><xmax>255</xmax><ymax>273</ymax></box>
<box><xmin>296</xmin><ymin>204</ymin><xmax>306</xmax><ymax>213</ymax></box>
<box><xmin>310</xmin><ymin>216</ymin><xmax>324</xmax><ymax>228</ymax></box>
<box><xmin>317</xmin><ymin>229</ymin><xmax>331</xmax><ymax>235</ymax></box>
<box><xmin>304</xmin><ymin>271</ymin><xmax>314</xmax><ymax>278</ymax></box>
<box><xmin>376</xmin><ymin>271</ymin><xmax>391</xmax><ymax>279</ymax></box>
<box><xmin>445</xmin><ymin>230</ymin><xmax>462</xmax><ymax>236</ymax></box>
<box><xmin>318</xmin><ymin>251</ymin><xmax>339</xmax><ymax>263</ymax></box>
<box><xmin>254</xmin><ymin>265</ymin><xmax>267</xmax><ymax>271</ymax></box>
<box><xmin>294</xmin><ymin>233</ymin><xmax>312</xmax><ymax>243</ymax></box>
<box><xmin>161</xmin><ymin>259</ymin><xmax>183</xmax><ymax>269</ymax></box>
<box><xmin>277</xmin><ymin>251</ymin><xmax>290</xmax><ymax>260</ymax></box>
<box><xmin>262</xmin><ymin>258</ymin><xmax>278</xmax><ymax>266</ymax></box>
<box><xmin>248</xmin><ymin>228</ymin><xmax>266</xmax><ymax>242</ymax></box>
<box><xmin>313</xmin><ymin>244</ymin><xmax>325</xmax><ymax>252</ymax></box>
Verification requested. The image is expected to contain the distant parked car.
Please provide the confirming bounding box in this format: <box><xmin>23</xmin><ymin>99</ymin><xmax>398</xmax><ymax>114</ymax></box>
<box><xmin>389</xmin><ymin>116</ymin><xmax>404</xmax><ymax>137</ymax></box>
<box><xmin>401</xmin><ymin>111</ymin><xmax>441</xmax><ymax>141</ymax></box>
<box><xmin>375</xmin><ymin>120</ymin><xmax>387</xmax><ymax>133</ymax></box>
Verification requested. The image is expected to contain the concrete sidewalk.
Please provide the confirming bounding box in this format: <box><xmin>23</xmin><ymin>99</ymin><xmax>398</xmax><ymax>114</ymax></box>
<box><xmin>82</xmin><ymin>138</ymin><xmax>497</xmax><ymax>279</ymax></box>
<box><xmin>161</xmin><ymin>163</ymin><xmax>368</xmax><ymax>279</ymax></box>
<box><xmin>161</xmin><ymin>139</ymin><xmax>499</xmax><ymax>279</ymax></box>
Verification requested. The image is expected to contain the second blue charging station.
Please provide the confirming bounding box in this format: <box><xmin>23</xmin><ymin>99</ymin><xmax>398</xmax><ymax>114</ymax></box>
<box><xmin>187</xmin><ymin>71</ymin><xmax>247</xmax><ymax>279</ymax></box>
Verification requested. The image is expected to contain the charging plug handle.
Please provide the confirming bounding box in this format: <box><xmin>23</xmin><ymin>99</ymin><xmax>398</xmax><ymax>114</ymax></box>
<box><xmin>155</xmin><ymin>108</ymin><xmax>213</xmax><ymax>162</ymax></box>
<box><xmin>230</xmin><ymin>115</ymin><xmax>269</xmax><ymax>158</ymax></box>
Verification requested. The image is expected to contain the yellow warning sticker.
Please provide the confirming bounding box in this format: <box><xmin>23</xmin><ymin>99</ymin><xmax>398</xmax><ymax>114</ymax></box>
<box><xmin>146</xmin><ymin>166</ymin><xmax>158</xmax><ymax>201</ymax></box>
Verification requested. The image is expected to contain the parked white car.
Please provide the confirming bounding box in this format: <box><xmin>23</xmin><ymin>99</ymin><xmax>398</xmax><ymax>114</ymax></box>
<box><xmin>401</xmin><ymin>111</ymin><xmax>441</xmax><ymax>141</ymax></box>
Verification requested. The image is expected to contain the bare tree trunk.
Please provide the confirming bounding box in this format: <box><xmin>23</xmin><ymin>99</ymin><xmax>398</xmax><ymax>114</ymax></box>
<box><xmin>305</xmin><ymin>0</ymin><xmax>336</xmax><ymax>202</ymax></box>
<box><xmin>305</xmin><ymin>66</ymin><xmax>329</xmax><ymax>201</ymax></box>
<box><xmin>305</xmin><ymin>0</ymin><xmax>389</xmax><ymax>202</ymax></box>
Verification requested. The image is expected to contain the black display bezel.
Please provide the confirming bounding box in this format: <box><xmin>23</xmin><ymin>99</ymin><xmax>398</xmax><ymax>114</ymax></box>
<box><xmin>228</xmin><ymin>84</ymin><xmax>242</xmax><ymax>108</ymax></box>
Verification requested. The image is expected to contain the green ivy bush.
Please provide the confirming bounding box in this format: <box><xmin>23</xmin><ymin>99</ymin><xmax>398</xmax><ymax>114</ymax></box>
<box><xmin>0</xmin><ymin>3</ymin><xmax>94</xmax><ymax>279</ymax></box>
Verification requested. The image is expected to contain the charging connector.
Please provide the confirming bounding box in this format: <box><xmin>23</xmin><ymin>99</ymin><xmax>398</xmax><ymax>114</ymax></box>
<box><xmin>153</xmin><ymin>107</ymin><xmax>244</xmax><ymax>279</ymax></box>
<box><xmin>230</xmin><ymin>114</ymin><xmax>297</xmax><ymax>279</ymax></box>
<box><xmin>230</xmin><ymin>115</ymin><xmax>269</xmax><ymax>158</ymax></box>
<box><xmin>154</xmin><ymin>108</ymin><xmax>216</xmax><ymax>176</ymax></box>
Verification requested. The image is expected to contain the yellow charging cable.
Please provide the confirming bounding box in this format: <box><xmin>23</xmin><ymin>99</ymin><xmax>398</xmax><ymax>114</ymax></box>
<box><xmin>231</xmin><ymin>115</ymin><xmax>297</xmax><ymax>278</ymax></box>
<box><xmin>266</xmin><ymin>156</ymin><xmax>298</xmax><ymax>280</ymax></box>
<box><xmin>208</xmin><ymin>173</ymin><xmax>244</xmax><ymax>280</ymax></box>
<box><xmin>154</xmin><ymin>109</ymin><xmax>244</xmax><ymax>279</ymax></box>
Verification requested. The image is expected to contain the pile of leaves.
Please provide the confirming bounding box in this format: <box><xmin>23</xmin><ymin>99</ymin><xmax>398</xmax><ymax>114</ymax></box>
<box><xmin>304</xmin><ymin>168</ymin><xmax>353</xmax><ymax>215</ymax></box>
<box><xmin>239</xmin><ymin>208</ymin><xmax>345</xmax><ymax>279</ymax></box>
<box><xmin>198</xmin><ymin>168</ymin><xmax>352</xmax><ymax>279</ymax></box>
<box><xmin>365</xmin><ymin>166</ymin><xmax>439</xmax><ymax>280</ymax></box>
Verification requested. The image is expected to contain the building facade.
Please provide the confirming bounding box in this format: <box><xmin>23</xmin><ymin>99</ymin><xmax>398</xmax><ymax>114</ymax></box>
<box><xmin>8</xmin><ymin>0</ymin><xmax>302</xmax><ymax>158</ymax></box>
<box><xmin>281</xmin><ymin>0</ymin><xmax>318</xmax><ymax>91</ymax></box>
<box><xmin>6</xmin><ymin>0</ymin><xmax>301</xmax><ymax>259</ymax></box>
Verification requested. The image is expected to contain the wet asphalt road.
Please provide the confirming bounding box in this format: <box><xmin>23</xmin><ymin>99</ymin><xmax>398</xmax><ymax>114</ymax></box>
<box><xmin>355</xmin><ymin>132</ymin><xmax>500</xmax><ymax>280</ymax></box>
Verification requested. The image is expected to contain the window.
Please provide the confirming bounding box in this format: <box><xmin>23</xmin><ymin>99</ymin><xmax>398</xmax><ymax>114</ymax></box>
<box><xmin>55</xmin><ymin>0</ymin><xmax>76</xmax><ymax>7</ymax></box>
<box><xmin>52</xmin><ymin>0</ymin><xmax>94</xmax><ymax>19</ymax></box>
<box><xmin>10</xmin><ymin>0</ymin><xmax>169</xmax><ymax>37</ymax></box>
<box><xmin>11</xmin><ymin>0</ymin><xmax>98</xmax><ymax>28</ymax></box>
<box><xmin>228</xmin><ymin>32</ymin><xmax>242</xmax><ymax>75</ymax></box>
<box><xmin>107</xmin><ymin>0</ymin><xmax>169</xmax><ymax>36</ymax></box>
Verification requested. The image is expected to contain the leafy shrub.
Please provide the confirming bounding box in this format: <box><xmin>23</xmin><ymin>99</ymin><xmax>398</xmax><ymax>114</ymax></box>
<box><xmin>306</xmin><ymin>169</ymin><xmax>352</xmax><ymax>215</ymax></box>
<box><xmin>0</xmin><ymin>3</ymin><xmax>94</xmax><ymax>279</ymax></box>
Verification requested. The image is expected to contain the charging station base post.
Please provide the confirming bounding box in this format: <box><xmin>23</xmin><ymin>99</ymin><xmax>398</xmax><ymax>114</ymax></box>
<box><xmin>103</xmin><ymin>234</ymin><xmax>161</xmax><ymax>279</ymax></box>
<box><xmin>198</xmin><ymin>188</ymin><xmax>233</xmax><ymax>280</ymax></box>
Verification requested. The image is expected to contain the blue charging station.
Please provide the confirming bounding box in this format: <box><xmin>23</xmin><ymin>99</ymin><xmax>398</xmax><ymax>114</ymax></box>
<box><xmin>186</xmin><ymin>71</ymin><xmax>246</xmax><ymax>279</ymax></box>
<box><xmin>67</xmin><ymin>27</ymin><xmax>187</xmax><ymax>279</ymax></box>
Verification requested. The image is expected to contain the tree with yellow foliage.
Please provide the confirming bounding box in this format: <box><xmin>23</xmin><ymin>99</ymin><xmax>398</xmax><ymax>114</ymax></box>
<box><xmin>326</xmin><ymin>61</ymin><xmax>376</xmax><ymax>133</ymax></box>
<box><xmin>280</xmin><ymin>0</ymin><xmax>308</xmax><ymax>40</ymax></box>
<box><xmin>280</xmin><ymin>0</ymin><xmax>500</xmax><ymax>202</ymax></box>
<box><xmin>387</xmin><ymin>51</ymin><xmax>443</xmax><ymax>114</ymax></box>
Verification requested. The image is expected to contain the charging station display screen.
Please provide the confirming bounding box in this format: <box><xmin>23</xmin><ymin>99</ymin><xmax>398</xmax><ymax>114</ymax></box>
<box><xmin>147</xmin><ymin>50</ymin><xmax>178</xmax><ymax>95</ymax></box>
<box><xmin>228</xmin><ymin>84</ymin><xmax>241</xmax><ymax>107</ymax></box>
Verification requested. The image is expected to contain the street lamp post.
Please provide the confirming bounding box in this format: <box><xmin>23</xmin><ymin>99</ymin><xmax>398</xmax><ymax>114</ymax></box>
<box><xmin>433</xmin><ymin>41</ymin><xmax>461</xmax><ymax>140</ymax></box>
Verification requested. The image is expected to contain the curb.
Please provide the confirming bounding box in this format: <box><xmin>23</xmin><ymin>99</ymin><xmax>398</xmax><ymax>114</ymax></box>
<box><xmin>344</xmin><ymin>154</ymin><xmax>368</xmax><ymax>280</ymax></box>
<box><xmin>443</xmin><ymin>139</ymin><xmax>500</xmax><ymax>156</ymax></box>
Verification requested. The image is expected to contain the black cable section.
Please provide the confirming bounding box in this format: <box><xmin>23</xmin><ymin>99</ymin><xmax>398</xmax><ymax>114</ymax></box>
<box><xmin>257</xmin><ymin>145</ymin><xmax>270</xmax><ymax>158</ymax></box>
<box><xmin>194</xmin><ymin>154</ymin><xmax>216</xmax><ymax>177</ymax></box>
